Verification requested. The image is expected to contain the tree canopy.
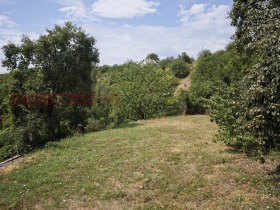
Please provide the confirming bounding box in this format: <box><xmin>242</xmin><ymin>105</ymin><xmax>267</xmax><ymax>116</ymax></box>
<box><xmin>107</xmin><ymin>62</ymin><xmax>178</xmax><ymax>122</ymax></box>
<box><xmin>170</xmin><ymin>59</ymin><xmax>190</xmax><ymax>79</ymax></box>
<box><xmin>230</xmin><ymin>0</ymin><xmax>280</xmax><ymax>152</ymax></box>
<box><xmin>146</xmin><ymin>53</ymin><xmax>160</xmax><ymax>63</ymax></box>
<box><xmin>0</xmin><ymin>22</ymin><xmax>99</xmax><ymax>158</ymax></box>
<box><xmin>2</xmin><ymin>22</ymin><xmax>99</xmax><ymax>94</ymax></box>
<box><xmin>201</xmin><ymin>0</ymin><xmax>280</xmax><ymax>154</ymax></box>
<box><xmin>178</xmin><ymin>52</ymin><xmax>192</xmax><ymax>64</ymax></box>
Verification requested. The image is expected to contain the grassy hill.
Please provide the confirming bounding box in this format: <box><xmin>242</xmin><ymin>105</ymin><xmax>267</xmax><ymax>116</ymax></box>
<box><xmin>0</xmin><ymin>115</ymin><xmax>279</xmax><ymax>209</ymax></box>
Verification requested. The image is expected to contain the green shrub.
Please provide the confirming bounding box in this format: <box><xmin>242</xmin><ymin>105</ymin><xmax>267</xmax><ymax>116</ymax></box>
<box><xmin>176</xmin><ymin>90</ymin><xmax>205</xmax><ymax>115</ymax></box>
<box><xmin>0</xmin><ymin>145</ymin><xmax>16</xmax><ymax>161</ymax></box>
<box><xmin>107</xmin><ymin>62</ymin><xmax>178</xmax><ymax>122</ymax></box>
<box><xmin>0</xmin><ymin>128</ymin><xmax>26</xmax><ymax>161</ymax></box>
<box><xmin>170</xmin><ymin>60</ymin><xmax>190</xmax><ymax>78</ymax></box>
<box><xmin>85</xmin><ymin>117</ymin><xmax>108</xmax><ymax>132</ymax></box>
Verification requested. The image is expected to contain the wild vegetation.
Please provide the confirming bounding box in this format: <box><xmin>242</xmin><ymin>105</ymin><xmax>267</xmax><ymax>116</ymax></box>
<box><xmin>0</xmin><ymin>0</ymin><xmax>280</xmax><ymax>208</ymax></box>
<box><xmin>0</xmin><ymin>22</ymin><xmax>99</xmax><ymax>160</ymax></box>
<box><xmin>186</xmin><ymin>0</ymin><xmax>280</xmax><ymax>156</ymax></box>
<box><xmin>0</xmin><ymin>0</ymin><xmax>279</xmax><ymax>160</ymax></box>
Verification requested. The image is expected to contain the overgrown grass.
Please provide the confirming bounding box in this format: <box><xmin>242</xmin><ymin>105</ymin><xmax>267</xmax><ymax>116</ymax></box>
<box><xmin>0</xmin><ymin>115</ymin><xmax>279</xmax><ymax>209</ymax></box>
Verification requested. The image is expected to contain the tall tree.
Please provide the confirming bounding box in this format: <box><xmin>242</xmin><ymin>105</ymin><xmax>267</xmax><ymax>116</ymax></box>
<box><xmin>1</xmin><ymin>22</ymin><xmax>99</xmax><ymax>147</ymax></box>
<box><xmin>178</xmin><ymin>52</ymin><xmax>192</xmax><ymax>64</ymax></box>
<box><xmin>35</xmin><ymin>22</ymin><xmax>99</xmax><ymax>94</ymax></box>
<box><xmin>230</xmin><ymin>0</ymin><xmax>280</xmax><ymax>152</ymax></box>
<box><xmin>146</xmin><ymin>53</ymin><xmax>160</xmax><ymax>63</ymax></box>
<box><xmin>2</xmin><ymin>22</ymin><xmax>99</xmax><ymax>93</ymax></box>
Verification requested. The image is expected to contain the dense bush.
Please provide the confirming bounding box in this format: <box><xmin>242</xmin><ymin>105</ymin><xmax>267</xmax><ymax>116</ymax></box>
<box><xmin>0</xmin><ymin>127</ymin><xmax>27</xmax><ymax>161</ymax></box>
<box><xmin>170</xmin><ymin>60</ymin><xmax>190</xmax><ymax>78</ymax></box>
<box><xmin>159</xmin><ymin>57</ymin><xmax>174</xmax><ymax>70</ymax></box>
<box><xmin>176</xmin><ymin>90</ymin><xmax>205</xmax><ymax>115</ymax></box>
<box><xmin>205</xmin><ymin>0</ymin><xmax>280</xmax><ymax>155</ymax></box>
<box><xmin>229</xmin><ymin>0</ymin><xmax>280</xmax><ymax>153</ymax></box>
<box><xmin>178</xmin><ymin>52</ymin><xmax>193</xmax><ymax>64</ymax></box>
<box><xmin>85</xmin><ymin>91</ymin><xmax>112</xmax><ymax>132</ymax></box>
<box><xmin>106</xmin><ymin>62</ymin><xmax>178</xmax><ymax>123</ymax></box>
<box><xmin>188</xmin><ymin>44</ymin><xmax>249</xmax><ymax>114</ymax></box>
<box><xmin>0</xmin><ymin>22</ymin><xmax>99</xmax><ymax>159</ymax></box>
<box><xmin>0</xmin><ymin>74</ymin><xmax>12</xmax><ymax>130</ymax></box>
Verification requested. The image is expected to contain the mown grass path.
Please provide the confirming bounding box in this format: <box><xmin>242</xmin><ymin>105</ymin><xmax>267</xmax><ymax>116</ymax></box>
<box><xmin>0</xmin><ymin>115</ymin><xmax>279</xmax><ymax>209</ymax></box>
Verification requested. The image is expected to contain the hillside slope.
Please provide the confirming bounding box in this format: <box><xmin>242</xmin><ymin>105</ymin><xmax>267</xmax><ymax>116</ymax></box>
<box><xmin>176</xmin><ymin>76</ymin><xmax>191</xmax><ymax>92</ymax></box>
<box><xmin>0</xmin><ymin>115</ymin><xmax>279</xmax><ymax>209</ymax></box>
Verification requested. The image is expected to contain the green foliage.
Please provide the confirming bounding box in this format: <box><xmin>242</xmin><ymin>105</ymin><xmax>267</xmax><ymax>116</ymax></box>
<box><xmin>0</xmin><ymin>145</ymin><xmax>15</xmax><ymax>160</ymax></box>
<box><xmin>0</xmin><ymin>127</ymin><xmax>28</xmax><ymax>161</ymax></box>
<box><xmin>107</xmin><ymin>62</ymin><xmax>178</xmax><ymax>123</ymax></box>
<box><xmin>205</xmin><ymin>1</ymin><xmax>280</xmax><ymax>154</ymax></box>
<box><xmin>189</xmin><ymin>44</ymin><xmax>248</xmax><ymax>107</ymax></box>
<box><xmin>85</xmin><ymin>88</ymin><xmax>112</xmax><ymax>132</ymax></box>
<box><xmin>227</xmin><ymin>0</ymin><xmax>280</xmax><ymax>153</ymax></box>
<box><xmin>206</xmin><ymin>86</ymin><xmax>255</xmax><ymax>152</ymax></box>
<box><xmin>0</xmin><ymin>73</ymin><xmax>12</xmax><ymax>130</ymax></box>
<box><xmin>170</xmin><ymin>59</ymin><xmax>190</xmax><ymax>78</ymax></box>
<box><xmin>146</xmin><ymin>53</ymin><xmax>159</xmax><ymax>63</ymax></box>
<box><xmin>0</xmin><ymin>22</ymin><xmax>99</xmax><ymax>158</ymax></box>
<box><xmin>159</xmin><ymin>56</ymin><xmax>174</xmax><ymax>70</ymax></box>
<box><xmin>99</xmin><ymin>65</ymin><xmax>111</xmax><ymax>74</ymax></box>
<box><xmin>176</xmin><ymin>90</ymin><xmax>205</xmax><ymax>115</ymax></box>
<box><xmin>85</xmin><ymin>117</ymin><xmax>108</xmax><ymax>132</ymax></box>
<box><xmin>178</xmin><ymin>52</ymin><xmax>193</xmax><ymax>64</ymax></box>
<box><xmin>197</xmin><ymin>49</ymin><xmax>212</xmax><ymax>59</ymax></box>
<box><xmin>35</xmin><ymin>22</ymin><xmax>98</xmax><ymax>94</ymax></box>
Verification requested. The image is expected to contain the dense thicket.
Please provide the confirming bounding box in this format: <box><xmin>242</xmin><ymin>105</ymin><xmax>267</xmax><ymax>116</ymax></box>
<box><xmin>229</xmin><ymin>0</ymin><xmax>280</xmax><ymax>153</ymax></box>
<box><xmin>0</xmin><ymin>22</ymin><xmax>99</xmax><ymax>160</ymax></box>
<box><xmin>2</xmin><ymin>0</ymin><xmax>278</xmax><ymax>161</ymax></box>
<box><xmin>186</xmin><ymin>44</ymin><xmax>249</xmax><ymax>115</ymax></box>
<box><xmin>0</xmin><ymin>39</ymin><xmax>184</xmax><ymax>160</ymax></box>
<box><xmin>196</xmin><ymin>0</ymin><xmax>280</xmax><ymax>155</ymax></box>
<box><xmin>169</xmin><ymin>59</ymin><xmax>190</xmax><ymax>79</ymax></box>
<box><xmin>110</xmin><ymin>62</ymin><xmax>178</xmax><ymax>121</ymax></box>
<box><xmin>89</xmin><ymin>62</ymin><xmax>179</xmax><ymax>129</ymax></box>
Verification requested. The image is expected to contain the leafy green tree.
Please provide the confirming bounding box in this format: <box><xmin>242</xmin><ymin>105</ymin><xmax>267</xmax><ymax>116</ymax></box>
<box><xmin>2</xmin><ymin>22</ymin><xmax>99</xmax><ymax>93</ymax></box>
<box><xmin>99</xmin><ymin>65</ymin><xmax>111</xmax><ymax>74</ymax></box>
<box><xmin>0</xmin><ymin>74</ymin><xmax>12</xmax><ymax>130</ymax></box>
<box><xmin>169</xmin><ymin>59</ymin><xmax>190</xmax><ymax>78</ymax></box>
<box><xmin>197</xmin><ymin>49</ymin><xmax>212</xmax><ymax>59</ymax></box>
<box><xmin>178</xmin><ymin>52</ymin><xmax>192</xmax><ymax>64</ymax></box>
<box><xmin>108</xmin><ymin>62</ymin><xmax>178</xmax><ymax>123</ymax></box>
<box><xmin>159</xmin><ymin>56</ymin><xmax>174</xmax><ymax>70</ymax></box>
<box><xmin>205</xmin><ymin>1</ymin><xmax>280</xmax><ymax>155</ymax></box>
<box><xmin>190</xmin><ymin>44</ymin><xmax>248</xmax><ymax>99</ymax></box>
<box><xmin>36</xmin><ymin>22</ymin><xmax>98</xmax><ymax>94</ymax></box>
<box><xmin>229</xmin><ymin>0</ymin><xmax>280</xmax><ymax>153</ymax></box>
<box><xmin>146</xmin><ymin>53</ymin><xmax>160</xmax><ymax>63</ymax></box>
<box><xmin>1</xmin><ymin>22</ymin><xmax>99</xmax><ymax>150</ymax></box>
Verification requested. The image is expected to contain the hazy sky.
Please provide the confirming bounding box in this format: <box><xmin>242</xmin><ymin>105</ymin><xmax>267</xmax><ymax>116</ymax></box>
<box><xmin>0</xmin><ymin>0</ymin><xmax>234</xmax><ymax>73</ymax></box>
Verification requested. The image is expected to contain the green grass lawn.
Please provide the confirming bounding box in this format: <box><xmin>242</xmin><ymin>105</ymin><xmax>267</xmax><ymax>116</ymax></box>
<box><xmin>1</xmin><ymin>115</ymin><xmax>279</xmax><ymax>209</ymax></box>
